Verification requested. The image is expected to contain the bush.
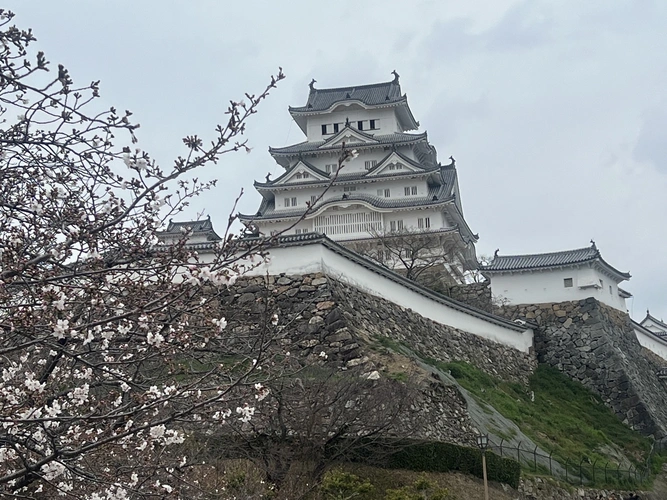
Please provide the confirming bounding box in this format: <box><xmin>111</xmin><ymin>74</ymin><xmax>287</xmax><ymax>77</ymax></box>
<box><xmin>386</xmin><ymin>442</ymin><xmax>520</xmax><ymax>489</ymax></box>
<box><xmin>320</xmin><ymin>469</ymin><xmax>374</xmax><ymax>500</ymax></box>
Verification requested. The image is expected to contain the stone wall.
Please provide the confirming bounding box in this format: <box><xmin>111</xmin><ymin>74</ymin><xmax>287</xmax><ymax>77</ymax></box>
<box><xmin>218</xmin><ymin>273</ymin><xmax>538</xmax><ymax>444</ymax></box>
<box><xmin>326</xmin><ymin>279</ymin><xmax>536</xmax><ymax>384</ymax></box>
<box><xmin>220</xmin><ymin>273</ymin><xmax>477</xmax><ymax>445</ymax></box>
<box><xmin>445</xmin><ymin>281</ymin><xmax>493</xmax><ymax>313</ymax></box>
<box><xmin>497</xmin><ymin>299</ymin><xmax>667</xmax><ymax>438</ymax></box>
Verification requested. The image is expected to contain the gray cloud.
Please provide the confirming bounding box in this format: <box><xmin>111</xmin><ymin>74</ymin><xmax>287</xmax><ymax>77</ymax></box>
<box><xmin>633</xmin><ymin>106</ymin><xmax>667</xmax><ymax>173</ymax></box>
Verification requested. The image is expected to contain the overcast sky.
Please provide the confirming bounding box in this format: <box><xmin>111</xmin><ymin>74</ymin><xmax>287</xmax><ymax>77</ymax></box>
<box><xmin>9</xmin><ymin>0</ymin><xmax>667</xmax><ymax>321</ymax></box>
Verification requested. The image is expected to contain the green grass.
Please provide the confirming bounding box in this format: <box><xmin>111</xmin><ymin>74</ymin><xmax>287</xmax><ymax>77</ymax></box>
<box><xmin>434</xmin><ymin>361</ymin><xmax>657</xmax><ymax>471</ymax></box>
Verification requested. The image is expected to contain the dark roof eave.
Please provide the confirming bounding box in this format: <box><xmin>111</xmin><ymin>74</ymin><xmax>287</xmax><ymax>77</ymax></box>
<box><xmin>254</xmin><ymin>167</ymin><xmax>439</xmax><ymax>190</ymax></box>
<box><xmin>483</xmin><ymin>257</ymin><xmax>630</xmax><ymax>281</ymax></box>
<box><xmin>288</xmin><ymin>95</ymin><xmax>409</xmax><ymax>116</ymax></box>
<box><xmin>268</xmin><ymin>133</ymin><xmax>428</xmax><ymax>157</ymax></box>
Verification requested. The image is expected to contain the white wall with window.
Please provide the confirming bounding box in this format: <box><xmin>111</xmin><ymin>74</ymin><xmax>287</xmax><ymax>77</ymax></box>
<box><xmin>486</xmin><ymin>266</ymin><xmax>628</xmax><ymax>311</ymax></box>
<box><xmin>305</xmin><ymin>107</ymin><xmax>400</xmax><ymax>141</ymax></box>
<box><xmin>272</xmin><ymin>177</ymin><xmax>430</xmax><ymax>212</ymax></box>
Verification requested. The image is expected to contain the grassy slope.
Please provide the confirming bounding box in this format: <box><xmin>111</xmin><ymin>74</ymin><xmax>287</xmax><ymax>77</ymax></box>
<box><xmin>436</xmin><ymin>361</ymin><xmax>652</xmax><ymax>468</ymax></box>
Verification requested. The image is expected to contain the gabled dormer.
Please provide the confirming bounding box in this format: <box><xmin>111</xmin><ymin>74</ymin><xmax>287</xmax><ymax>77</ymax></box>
<box><xmin>365</xmin><ymin>151</ymin><xmax>427</xmax><ymax>177</ymax></box>
<box><xmin>319</xmin><ymin>124</ymin><xmax>380</xmax><ymax>149</ymax></box>
<box><xmin>254</xmin><ymin>160</ymin><xmax>329</xmax><ymax>190</ymax></box>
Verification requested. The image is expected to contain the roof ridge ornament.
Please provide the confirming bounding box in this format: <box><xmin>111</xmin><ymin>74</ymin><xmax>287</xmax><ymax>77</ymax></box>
<box><xmin>391</xmin><ymin>70</ymin><xmax>400</xmax><ymax>84</ymax></box>
<box><xmin>309</xmin><ymin>78</ymin><xmax>316</xmax><ymax>91</ymax></box>
<box><xmin>590</xmin><ymin>239</ymin><xmax>598</xmax><ymax>251</ymax></box>
<box><xmin>445</xmin><ymin>155</ymin><xmax>456</xmax><ymax>167</ymax></box>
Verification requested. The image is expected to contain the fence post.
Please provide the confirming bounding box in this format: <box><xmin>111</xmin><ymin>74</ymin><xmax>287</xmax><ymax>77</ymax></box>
<box><xmin>592</xmin><ymin>458</ymin><xmax>598</xmax><ymax>484</ymax></box>
<box><xmin>604</xmin><ymin>461</ymin><xmax>608</xmax><ymax>483</ymax></box>
<box><xmin>534</xmin><ymin>445</ymin><xmax>538</xmax><ymax>472</ymax></box>
<box><xmin>579</xmin><ymin>457</ymin><xmax>584</xmax><ymax>485</ymax></box>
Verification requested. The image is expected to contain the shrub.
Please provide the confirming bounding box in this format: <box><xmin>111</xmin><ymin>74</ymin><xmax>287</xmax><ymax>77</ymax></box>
<box><xmin>320</xmin><ymin>469</ymin><xmax>374</xmax><ymax>500</ymax></box>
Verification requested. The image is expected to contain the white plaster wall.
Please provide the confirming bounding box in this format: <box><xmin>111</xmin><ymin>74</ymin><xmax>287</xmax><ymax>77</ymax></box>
<box><xmin>245</xmin><ymin>244</ymin><xmax>533</xmax><ymax>352</ymax></box>
<box><xmin>273</xmin><ymin>177</ymin><xmax>430</xmax><ymax>212</ymax></box>
<box><xmin>634</xmin><ymin>327</ymin><xmax>667</xmax><ymax>362</ymax></box>
<box><xmin>257</xmin><ymin>206</ymin><xmax>451</xmax><ymax>239</ymax></box>
<box><xmin>489</xmin><ymin>266</ymin><xmax>627</xmax><ymax>311</ymax></box>
<box><xmin>306</xmin><ymin>107</ymin><xmax>399</xmax><ymax>141</ymax></box>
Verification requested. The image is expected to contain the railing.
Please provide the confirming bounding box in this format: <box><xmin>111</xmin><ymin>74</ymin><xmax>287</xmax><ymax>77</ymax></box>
<box><xmin>490</xmin><ymin>439</ymin><xmax>648</xmax><ymax>486</ymax></box>
<box><xmin>314</xmin><ymin>211</ymin><xmax>382</xmax><ymax>236</ymax></box>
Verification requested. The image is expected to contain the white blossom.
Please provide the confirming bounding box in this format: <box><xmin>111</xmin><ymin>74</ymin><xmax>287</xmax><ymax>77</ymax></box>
<box><xmin>146</xmin><ymin>331</ymin><xmax>165</xmax><ymax>347</ymax></box>
<box><xmin>236</xmin><ymin>405</ymin><xmax>255</xmax><ymax>423</ymax></box>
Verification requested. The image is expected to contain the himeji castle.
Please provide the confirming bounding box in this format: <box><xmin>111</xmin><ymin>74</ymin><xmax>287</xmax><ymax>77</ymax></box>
<box><xmin>238</xmin><ymin>72</ymin><xmax>478</xmax><ymax>281</ymax></box>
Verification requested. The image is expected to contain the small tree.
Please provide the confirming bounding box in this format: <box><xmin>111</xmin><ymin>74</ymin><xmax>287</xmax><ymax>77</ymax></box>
<box><xmin>0</xmin><ymin>10</ymin><xmax>287</xmax><ymax>497</ymax></box>
<box><xmin>351</xmin><ymin>228</ymin><xmax>469</xmax><ymax>292</ymax></box>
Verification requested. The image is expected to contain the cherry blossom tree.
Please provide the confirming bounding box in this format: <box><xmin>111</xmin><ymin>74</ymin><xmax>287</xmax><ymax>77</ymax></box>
<box><xmin>0</xmin><ymin>9</ymin><xmax>286</xmax><ymax>498</ymax></box>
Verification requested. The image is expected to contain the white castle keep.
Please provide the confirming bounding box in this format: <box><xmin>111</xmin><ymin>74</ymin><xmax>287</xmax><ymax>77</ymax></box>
<box><xmin>238</xmin><ymin>72</ymin><xmax>478</xmax><ymax>282</ymax></box>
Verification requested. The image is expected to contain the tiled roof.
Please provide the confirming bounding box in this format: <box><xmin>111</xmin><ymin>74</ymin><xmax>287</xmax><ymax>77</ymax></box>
<box><xmin>486</xmin><ymin>246</ymin><xmax>599</xmax><ymax>271</ymax></box>
<box><xmin>642</xmin><ymin>312</ymin><xmax>667</xmax><ymax>331</ymax></box>
<box><xmin>157</xmin><ymin>218</ymin><xmax>221</xmax><ymax>240</ymax></box>
<box><xmin>483</xmin><ymin>245</ymin><xmax>630</xmax><ymax>280</ymax></box>
<box><xmin>269</xmin><ymin>132</ymin><xmax>428</xmax><ymax>156</ymax></box>
<box><xmin>289</xmin><ymin>80</ymin><xmax>403</xmax><ymax>114</ymax></box>
<box><xmin>254</xmin><ymin>167</ymin><xmax>440</xmax><ymax>190</ymax></box>
<box><xmin>255</xmin><ymin>149</ymin><xmax>440</xmax><ymax>189</ymax></box>
<box><xmin>632</xmin><ymin>320</ymin><xmax>667</xmax><ymax>342</ymax></box>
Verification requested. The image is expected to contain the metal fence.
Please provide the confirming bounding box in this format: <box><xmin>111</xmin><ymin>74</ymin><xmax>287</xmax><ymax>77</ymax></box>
<box><xmin>489</xmin><ymin>438</ymin><xmax>649</xmax><ymax>486</ymax></box>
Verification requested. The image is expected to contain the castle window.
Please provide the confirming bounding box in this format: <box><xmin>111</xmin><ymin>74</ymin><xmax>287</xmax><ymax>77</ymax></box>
<box><xmin>404</xmin><ymin>186</ymin><xmax>418</xmax><ymax>196</ymax></box>
<box><xmin>564</xmin><ymin>278</ymin><xmax>573</xmax><ymax>288</ymax></box>
<box><xmin>295</xmin><ymin>172</ymin><xmax>302</xmax><ymax>179</ymax></box>
<box><xmin>284</xmin><ymin>197</ymin><xmax>290</xmax><ymax>207</ymax></box>
<box><xmin>291</xmin><ymin>197</ymin><xmax>297</xmax><ymax>206</ymax></box>
<box><xmin>389</xmin><ymin>164</ymin><xmax>395</xmax><ymax>171</ymax></box>
<box><xmin>343</xmin><ymin>186</ymin><xmax>357</xmax><ymax>192</ymax></box>
<box><xmin>396</xmin><ymin>163</ymin><xmax>403</xmax><ymax>170</ymax></box>
<box><xmin>295</xmin><ymin>228</ymin><xmax>302</xmax><ymax>234</ymax></box>
<box><xmin>302</xmin><ymin>172</ymin><xmax>309</xmax><ymax>179</ymax></box>
<box><xmin>418</xmin><ymin>217</ymin><xmax>431</xmax><ymax>229</ymax></box>
<box><xmin>411</xmin><ymin>186</ymin><xmax>417</xmax><ymax>195</ymax></box>
<box><xmin>321</xmin><ymin>124</ymin><xmax>329</xmax><ymax>135</ymax></box>
<box><xmin>609</xmin><ymin>285</ymin><xmax>612</xmax><ymax>294</ymax></box>
<box><xmin>404</xmin><ymin>186</ymin><xmax>410</xmax><ymax>195</ymax></box>
<box><xmin>310</xmin><ymin>195</ymin><xmax>317</xmax><ymax>205</ymax></box>
<box><xmin>325</xmin><ymin>163</ymin><xmax>336</xmax><ymax>173</ymax></box>
<box><xmin>397</xmin><ymin>220</ymin><xmax>403</xmax><ymax>230</ymax></box>
<box><xmin>369</xmin><ymin>119</ymin><xmax>379</xmax><ymax>130</ymax></box>
<box><xmin>384</xmin><ymin>188</ymin><xmax>391</xmax><ymax>197</ymax></box>
<box><xmin>333</xmin><ymin>123</ymin><xmax>341</xmax><ymax>133</ymax></box>
<box><xmin>390</xmin><ymin>221</ymin><xmax>396</xmax><ymax>232</ymax></box>
<box><xmin>364</xmin><ymin>160</ymin><xmax>377</xmax><ymax>170</ymax></box>
<box><xmin>357</xmin><ymin>120</ymin><xmax>364</xmax><ymax>131</ymax></box>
